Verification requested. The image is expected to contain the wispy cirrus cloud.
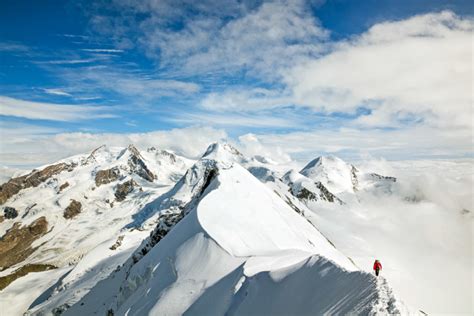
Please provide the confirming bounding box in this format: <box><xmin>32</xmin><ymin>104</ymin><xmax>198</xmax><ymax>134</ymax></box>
<box><xmin>55</xmin><ymin>66</ymin><xmax>201</xmax><ymax>100</ymax></box>
<box><xmin>42</xmin><ymin>88</ymin><xmax>72</xmax><ymax>96</ymax></box>
<box><xmin>0</xmin><ymin>41</ymin><xmax>30</xmax><ymax>52</ymax></box>
<box><xmin>82</xmin><ymin>48</ymin><xmax>124</xmax><ymax>53</ymax></box>
<box><xmin>40</xmin><ymin>58</ymin><xmax>99</xmax><ymax>65</ymax></box>
<box><xmin>0</xmin><ymin>96</ymin><xmax>116</xmax><ymax>121</ymax></box>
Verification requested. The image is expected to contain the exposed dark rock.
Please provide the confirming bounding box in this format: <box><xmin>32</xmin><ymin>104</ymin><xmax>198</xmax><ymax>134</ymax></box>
<box><xmin>58</xmin><ymin>182</ymin><xmax>69</xmax><ymax>193</ymax></box>
<box><xmin>150</xmin><ymin>210</ymin><xmax>185</xmax><ymax>247</ymax></box>
<box><xmin>95</xmin><ymin>167</ymin><xmax>120</xmax><ymax>187</ymax></box>
<box><xmin>198</xmin><ymin>168</ymin><xmax>218</xmax><ymax>197</ymax></box>
<box><xmin>115</xmin><ymin>179</ymin><xmax>137</xmax><ymax>202</ymax></box>
<box><xmin>22</xmin><ymin>203</ymin><xmax>37</xmax><ymax>219</ymax></box>
<box><xmin>315</xmin><ymin>182</ymin><xmax>344</xmax><ymax>204</ymax></box>
<box><xmin>0</xmin><ymin>216</ymin><xmax>3</xmax><ymax>223</ymax></box>
<box><xmin>351</xmin><ymin>165</ymin><xmax>359</xmax><ymax>191</ymax></box>
<box><xmin>0</xmin><ymin>216</ymin><xmax>48</xmax><ymax>271</ymax></box>
<box><xmin>0</xmin><ymin>163</ymin><xmax>76</xmax><ymax>205</ymax></box>
<box><xmin>63</xmin><ymin>200</ymin><xmax>82</xmax><ymax>219</ymax></box>
<box><xmin>0</xmin><ymin>263</ymin><xmax>56</xmax><ymax>290</ymax></box>
<box><xmin>52</xmin><ymin>304</ymin><xmax>71</xmax><ymax>316</ymax></box>
<box><xmin>287</xmin><ymin>180</ymin><xmax>343</xmax><ymax>205</ymax></box>
<box><xmin>296</xmin><ymin>187</ymin><xmax>318</xmax><ymax>201</ymax></box>
<box><xmin>132</xmin><ymin>208</ymin><xmax>185</xmax><ymax>264</ymax></box>
<box><xmin>109</xmin><ymin>235</ymin><xmax>124</xmax><ymax>250</ymax></box>
<box><xmin>4</xmin><ymin>206</ymin><xmax>18</xmax><ymax>219</ymax></box>
<box><xmin>126</xmin><ymin>145</ymin><xmax>156</xmax><ymax>182</ymax></box>
<box><xmin>368</xmin><ymin>173</ymin><xmax>396</xmax><ymax>182</ymax></box>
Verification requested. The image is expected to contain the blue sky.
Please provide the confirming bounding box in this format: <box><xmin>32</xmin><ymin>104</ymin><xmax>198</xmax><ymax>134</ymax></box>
<box><xmin>0</xmin><ymin>0</ymin><xmax>472</xmax><ymax>166</ymax></box>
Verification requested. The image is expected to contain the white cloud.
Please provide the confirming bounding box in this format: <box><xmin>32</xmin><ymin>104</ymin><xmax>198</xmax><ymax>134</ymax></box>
<box><xmin>200</xmin><ymin>88</ymin><xmax>292</xmax><ymax>111</ymax></box>
<box><xmin>82</xmin><ymin>48</ymin><xmax>124</xmax><ymax>53</ymax></box>
<box><xmin>0</xmin><ymin>96</ymin><xmax>116</xmax><ymax>121</ymax></box>
<box><xmin>43</xmin><ymin>88</ymin><xmax>72</xmax><ymax>96</ymax></box>
<box><xmin>192</xmin><ymin>11</ymin><xmax>472</xmax><ymax>160</ymax></box>
<box><xmin>243</xmin><ymin>124</ymin><xmax>473</xmax><ymax>162</ymax></box>
<box><xmin>0</xmin><ymin>42</ymin><xmax>29</xmax><ymax>52</ymax></box>
<box><xmin>0</xmin><ymin>124</ymin><xmax>227</xmax><ymax>168</ymax></box>
<box><xmin>165</xmin><ymin>0</ymin><xmax>326</xmax><ymax>77</ymax></box>
<box><xmin>237</xmin><ymin>133</ymin><xmax>292</xmax><ymax>164</ymax></box>
<box><xmin>98</xmin><ymin>0</ymin><xmax>326</xmax><ymax>78</ymax></box>
<box><xmin>43</xmin><ymin>58</ymin><xmax>99</xmax><ymax>65</ymax></box>
<box><xmin>57</xmin><ymin>67</ymin><xmax>200</xmax><ymax>99</ymax></box>
<box><xmin>168</xmin><ymin>110</ymin><xmax>299</xmax><ymax>128</ymax></box>
<box><xmin>285</xmin><ymin>11</ymin><xmax>473</xmax><ymax>129</ymax></box>
<box><xmin>201</xmin><ymin>11</ymin><xmax>473</xmax><ymax>131</ymax></box>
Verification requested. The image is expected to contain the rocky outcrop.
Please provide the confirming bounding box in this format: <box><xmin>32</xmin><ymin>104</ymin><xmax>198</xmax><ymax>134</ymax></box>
<box><xmin>368</xmin><ymin>173</ymin><xmax>396</xmax><ymax>182</ymax></box>
<box><xmin>286</xmin><ymin>179</ymin><xmax>344</xmax><ymax>205</ymax></box>
<box><xmin>58</xmin><ymin>182</ymin><xmax>70</xmax><ymax>193</ymax></box>
<box><xmin>109</xmin><ymin>235</ymin><xmax>124</xmax><ymax>250</ymax></box>
<box><xmin>3</xmin><ymin>206</ymin><xmax>18</xmax><ymax>219</ymax></box>
<box><xmin>351</xmin><ymin>165</ymin><xmax>359</xmax><ymax>191</ymax></box>
<box><xmin>95</xmin><ymin>167</ymin><xmax>120</xmax><ymax>187</ymax></box>
<box><xmin>63</xmin><ymin>200</ymin><xmax>82</xmax><ymax>219</ymax></box>
<box><xmin>0</xmin><ymin>263</ymin><xmax>56</xmax><ymax>291</ymax></box>
<box><xmin>115</xmin><ymin>179</ymin><xmax>137</xmax><ymax>202</ymax></box>
<box><xmin>315</xmin><ymin>181</ymin><xmax>344</xmax><ymax>204</ymax></box>
<box><xmin>0</xmin><ymin>216</ymin><xmax>48</xmax><ymax>271</ymax></box>
<box><xmin>0</xmin><ymin>162</ymin><xmax>76</xmax><ymax>205</ymax></box>
<box><xmin>295</xmin><ymin>187</ymin><xmax>318</xmax><ymax>201</ymax></box>
<box><xmin>126</xmin><ymin>145</ymin><xmax>156</xmax><ymax>182</ymax></box>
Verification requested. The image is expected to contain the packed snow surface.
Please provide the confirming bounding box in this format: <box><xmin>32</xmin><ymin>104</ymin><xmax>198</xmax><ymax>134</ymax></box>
<box><xmin>56</xmin><ymin>162</ymin><xmax>397</xmax><ymax>315</ymax></box>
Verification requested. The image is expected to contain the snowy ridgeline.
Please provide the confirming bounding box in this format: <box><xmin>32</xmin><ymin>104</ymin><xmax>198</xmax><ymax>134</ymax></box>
<box><xmin>0</xmin><ymin>143</ymin><xmax>471</xmax><ymax>315</ymax></box>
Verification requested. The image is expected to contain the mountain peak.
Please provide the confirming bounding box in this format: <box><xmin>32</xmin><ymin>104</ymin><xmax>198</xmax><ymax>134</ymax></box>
<box><xmin>201</xmin><ymin>142</ymin><xmax>244</xmax><ymax>164</ymax></box>
<box><xmin>300</xmin><ymin>155</ymin><xmax>356</xmax><ymax>194</ymax></box>
<box><xmin>116</xmin><ymin>144</ymin><xmax>156</xmax><ymax>182</ymax></box>
<box><xmin>82</xmin><ymin>144</ymin><xmax>110</xmax><ymax>165</ymax></box>
<box><xmin>302</xmin><ymin>155</ymin><xmax>346</xmax><ymax>170</ymax></box>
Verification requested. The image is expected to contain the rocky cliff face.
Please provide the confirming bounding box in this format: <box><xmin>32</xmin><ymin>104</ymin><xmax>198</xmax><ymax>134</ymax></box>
<box><xmin>0</xmin><ymin>216</ymin><xmax>48</xmax><ymax>271</ymax></box>
<box><xmin>0</xmin><ymin>163</ymin><xmax>76</xmax><ymax>204</ymax></box>
<box><xmin>114</xmin><ymin>179</ymin><xmax>137</xmax><ymax>202</ymax></box>
<box><xmin>95</xmin><ymin>167</ymin><xmax>121</xmax><ymax>187</ymax></box>
<box><xmin>123</xmin><ymin>145</ymin><xmax>156</xmax><ymax>182</ymax></box>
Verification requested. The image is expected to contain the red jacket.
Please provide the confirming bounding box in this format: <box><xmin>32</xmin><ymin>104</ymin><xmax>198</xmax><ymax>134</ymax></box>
<box><xmin>373</xmin><ymin>261</ymin><xmax>382</xmax><ymax>270</ymax></box>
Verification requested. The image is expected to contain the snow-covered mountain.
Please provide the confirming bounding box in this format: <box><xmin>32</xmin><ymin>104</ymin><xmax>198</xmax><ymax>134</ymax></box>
<box><xmin>0</xmin><ymin>144</ymin><xmax>194</xmax><ymax>314</ymax></box>
<box><xmin>0</xmin><ymin>143</ymin><xmax>412</xmax><ymax>315</ymax></box>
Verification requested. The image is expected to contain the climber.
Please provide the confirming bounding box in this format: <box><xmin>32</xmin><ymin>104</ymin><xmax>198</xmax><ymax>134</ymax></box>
<box><xmin>373</xmin><ymin>259</ymin><xmax>382</xmax><ymax>277</ymax></box>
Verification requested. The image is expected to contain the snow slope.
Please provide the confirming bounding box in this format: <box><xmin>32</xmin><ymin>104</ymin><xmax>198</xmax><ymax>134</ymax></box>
<box><xmin>29</xmin><ymin>146</ymin><xmax>403</xmax><ymax>315</ymax></box>
<box><xmin>259</xmin><ymin>155</ymin><xmax>472</xmax><ymax>314</ymax></box>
